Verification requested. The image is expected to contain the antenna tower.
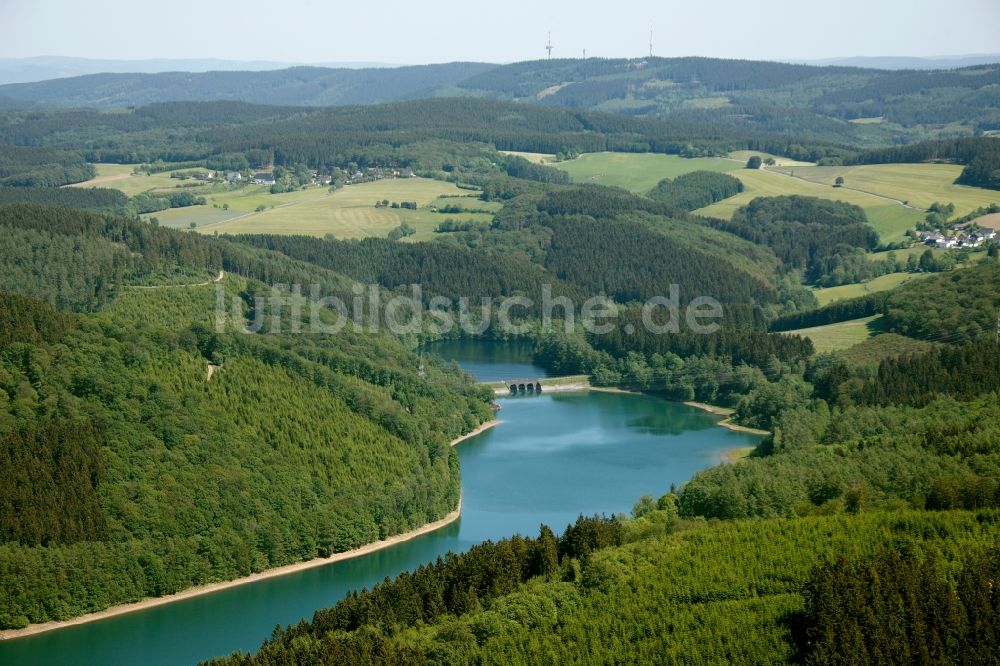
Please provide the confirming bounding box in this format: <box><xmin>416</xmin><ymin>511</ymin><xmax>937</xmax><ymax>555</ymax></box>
<box><xmin>649</xmin><ymin>21</ymin><xmax>654</xmax><ymax>58</ymax></box>
<box><xmin>546</xmin><ymin>32</ymin><xmax>554</xmax><ymax>59</ymax></box>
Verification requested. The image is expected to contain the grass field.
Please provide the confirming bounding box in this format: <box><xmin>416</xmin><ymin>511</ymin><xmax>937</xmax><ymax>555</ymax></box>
<box><xmin>863</xmin><ymin>205</ymin><xmax>925</xmax><ymax>244</ymax></box>
<box><xmin>785</xmin><ymin>315</ymin><xmax>881</xmax><ymax>353</ymax></box>
<box><xmin>555</xmin><ymin>152</ymin><xmax>741</xmax><ymax>193</ymax></box>
<box><xmin>695</xmin><ymin>168</ymin><xmax>925</xmax><ymax>243</ymax></box>
<box><xmin>811</xmin><ymin>272</ymin><xmax>930</xmax><ymax>306</ymax></box>
<box><xmin>554</xmin><ymin>156</ymin><xmax>996</xmax><ymax>246</ymax></box>
<box><xmin>153</xmin><ymin>179</ymin><xmax>493</xmax><ymax>240</ymax></box>
<box><xmin>866</xmin><ymin>245</ymin><xmax>951</xmax><ymax>263</ymax></box>
<box><xmin>499</xmin><ymin>151</ymin><xmax>558</xmax><ymax>164</ymax></box>
<box><xmin>769</xmin><ymin>163</ymin><xmax>1000</xmax><ymax>216</ymax></box>
<box><xmin>70</xmin><ymin>163</ymin><xmax>214</xmax><ymax>197</ymax></box>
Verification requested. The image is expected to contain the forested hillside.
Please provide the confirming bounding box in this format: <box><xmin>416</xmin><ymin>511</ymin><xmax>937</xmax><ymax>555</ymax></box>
<box><xmin>881</xmin><ymin>262</ymin><xmax>1000</xmax><ymax>343</ymax></box>
<box><xmin>647</xmin><ymin>170</ymin><xmax>743</xmax><ymax>210</ymax></box>
<box><xmin>0</xmin><ymin>98</ymin><xmax>850</xmax><ymax>180</ymax></box>
<box><xmin>0</xmin><ymin>145</ymin><xmax>94</xmax><ymax>186</ymax></box>
<box><xmin>204</xmin><ymin>244</ymin><xmax>1000</xmax><ymax>664</ymax></box>
<box><xmin>0</xmin><ymin>204</ymin><xmax>492</xmax><ymax>629</ymax></box>
<box><xmin>208</xmin><ymin>508</ymin><xmax>1000</xmax><ymax>665</ymax></box>
<box><xmin>707</xmin><ymin>196</ymin><xmax>879</xmax><ymax>285</ymax></box>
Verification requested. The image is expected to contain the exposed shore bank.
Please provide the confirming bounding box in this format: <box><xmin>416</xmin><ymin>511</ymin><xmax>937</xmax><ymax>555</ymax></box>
<box><xmin>684</xmin><ymin>401</ymin><xmax>771</xmax><ymax>436</ymax></box>
<box><xmin>450</xmin><ymin>419</ymin><xmax>501</xmax><ymax>446</ymax></box>
<box><xmin>0</xmin><ymin>421</ymin><xmax>501</xmax><ymax>642</ymax></box>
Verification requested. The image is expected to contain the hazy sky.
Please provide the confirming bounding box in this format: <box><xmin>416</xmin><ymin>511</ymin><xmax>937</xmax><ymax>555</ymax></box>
<box><xmin>2</xmin><ymin>0</ymin><xmax>998</xmax><ymax>64</ymax></box>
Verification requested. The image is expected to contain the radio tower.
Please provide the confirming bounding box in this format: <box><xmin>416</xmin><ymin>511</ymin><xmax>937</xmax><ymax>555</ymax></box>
<box><xmin>649</xmin><ymin>21</ymin><xmax>654</xmax><ymax>58</ymax></box>
<box><xmin>546</xmin><ymin>32</ymin><xmax>554</xmax><ymax>59</ymax></box>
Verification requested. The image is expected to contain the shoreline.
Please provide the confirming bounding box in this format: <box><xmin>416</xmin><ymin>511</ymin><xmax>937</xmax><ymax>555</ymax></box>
<box><xmin>0</xmin><ymin>421</ymin><xmax>500</xmax><ymax>642</ymax></box>
<box><xmin>684</xmin><ymin>401</ymin><xmax>771</xmax><ymax>436</ymax></box>
<box><xmin>722</xmin><ymin>446</ymin><xmax>756</xmax><ymax>464</ymax></box>
<box><xmin>450</xmin><ymin>418</ymin><xmax>501</xmax><ymax>446</ymax></box>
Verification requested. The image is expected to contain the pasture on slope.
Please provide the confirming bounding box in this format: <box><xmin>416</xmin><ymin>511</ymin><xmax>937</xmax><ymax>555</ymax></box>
<box><xmin>183</xmin><ymin>179</ymin><xmax>494</xmax><ymax>240</ymax></box>
<box><xmin>551</xmin><ymin>151</ymin><xmax>1000</xmax><ymax>243</ymax></box>
<box><xmin>811</xmin><ymin>272</ymin><xmax>931</xmax><ymax>307</ymax></box>
<box><xmin>769</xmin><ymin>163</ymin><xmax>1000</xmax><ymax>214</ymax></box>
<box><xmin>69</xmin><ymin>163</ymin><xmax>214</xmax><ymax>197</ymax></box>
<box><xmin>783</xmin><ymin>315</ymin><xmax>882</xmax><ymax>353</ymax></box>
<box><xmin>555</xmin><ymin>152</ymin><xmax>741</xmax><ymax>193</ymax></box>
<box><xmin>695</xmin><ymin>168</ymin><xmax>927</xmax><ymax>244</ymax></box>
<box><xmin>553</xmin><ymin>154</ymin><xmax>999</xmax><ymax>245</ymax></box>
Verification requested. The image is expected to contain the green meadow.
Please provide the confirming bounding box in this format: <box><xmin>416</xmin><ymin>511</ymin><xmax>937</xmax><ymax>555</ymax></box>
<box><xmin>553</xmin><ymin>153</ymin><xmax>997</xmax><ymax>246</ymax></box>
<box><xmin>811</xmin><ymin>272</ymin><xmax>931</xmax><ymax>306</ymax></box>
<box><xmin>784</xmin><ymin>315</ymin><xmax>881</xmax><ymax>352</ymax></box>
<box><xmin>695</xmin><ymin>168</ymin><xmax>927</xmax><ymax>243</ymax></box>
<box><xmin>769</xmin><ymin>163</ymin><xmax>1000</xmax><ymax>215</ymax></box>
<box><xmin>154</xmin><ymin>178</ymin><xmax>493</xmax><ymax>241</ymax></box>
<box><xmin>70</xmin><ymin>163</ymin><xmax>214</xmax><ymax>197</ymax></box>
<box><xmin>554</xmin><ymin>152</ymin><xmax>741</xmax><ymax>193</ymax></box>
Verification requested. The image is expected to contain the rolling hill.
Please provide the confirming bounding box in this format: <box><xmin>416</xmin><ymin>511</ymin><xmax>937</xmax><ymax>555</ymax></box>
<box><xmin>0</xmin><ymin>62</ymin><xmax>495</xmax><ymax>108</ymax></box>
<box><xmin>2</xmin><ymin>57</ymin><xmax>998</xmax><ymax>142</ymax></box>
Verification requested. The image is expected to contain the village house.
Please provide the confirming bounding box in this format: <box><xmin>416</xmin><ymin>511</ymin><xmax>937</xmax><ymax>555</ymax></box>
<box><xmin>252</xmin><ymin>172</ymin><xmax>276</xmax><ymax>186</ymax></box>
<box><xmin>225</xmin><ymin>171</ymin><xmax>242</xmax><ymax>183</ymax></box>
<box><xmin>917</xmin><ymin>228</ymin><xmax>993</xmax><ymax>249</ymax></box>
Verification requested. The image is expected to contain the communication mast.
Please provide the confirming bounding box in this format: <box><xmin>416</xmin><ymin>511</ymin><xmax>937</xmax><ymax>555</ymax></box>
<box><xmin>649</xmin><ymin>21</ymin><xmax>654</xmax><ymax>58</ymax></box>
<box><xmin>546</xmin><ymin>32</ymin><xmax>554</xmax><ymax>59</ymax></box>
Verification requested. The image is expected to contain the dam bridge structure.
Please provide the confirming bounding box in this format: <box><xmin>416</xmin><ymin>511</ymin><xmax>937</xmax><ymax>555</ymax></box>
<box><xmin>507</xmin><ymin>379</ymin><xmax>543</xmax><ymax>394</ymax></box>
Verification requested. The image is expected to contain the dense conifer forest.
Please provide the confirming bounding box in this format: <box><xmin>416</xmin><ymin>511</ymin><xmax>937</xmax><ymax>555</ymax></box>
<box><xmin>0</xmin><ymin>204</ymin><xmax>493</xmax><ymax>629</ymax></box>
<box><xmin>207</xmin><ymin>509</ymin><xmax>1000</xmax><ymax>665</ymax></box>
<box><xmin>647</xmin><ymin>170</ymin><xmax>744</xmax><ymax>210</ymax></box>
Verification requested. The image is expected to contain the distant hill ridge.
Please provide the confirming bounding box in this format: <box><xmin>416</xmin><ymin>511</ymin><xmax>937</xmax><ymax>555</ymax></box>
<box><xmin>0</xmin><ymin>56</ymin><xmax>399</xmax><ymax>85</ymax></box>
<box><xmin>0</xmin><ymin>56</ymin><xmax>996</xmax><ymax>112</ymax></box>
<box><xmin>0</xmin><ymin>62</ymin><xmax>497</xmax><ymax>108</ymax></box>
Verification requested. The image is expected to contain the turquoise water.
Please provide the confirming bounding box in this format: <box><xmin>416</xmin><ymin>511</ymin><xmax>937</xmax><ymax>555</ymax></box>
<box><xmin>423</xmin><ymin>339</ymin><xmax>549</xmax><ymax>382</ymax></box>
<box><xmin>0</xmin><ymin>350</ymin><xmax>760</xmax><ymax>665</ymax></box>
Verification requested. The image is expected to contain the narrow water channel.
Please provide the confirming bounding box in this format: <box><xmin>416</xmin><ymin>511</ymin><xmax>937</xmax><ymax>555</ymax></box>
<box><xmin>0</xmin><ymin>341</ymin><xmax>761</xmax><ymax>665</ymax></box>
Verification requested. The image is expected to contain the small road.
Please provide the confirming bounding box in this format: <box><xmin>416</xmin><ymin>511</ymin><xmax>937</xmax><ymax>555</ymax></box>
<box><xmin>722</xmin><ymin>158</ymin><xmax>922</xmax><ymax>211</ymax></box>
<box><xmin>766</xmin><ymin>167</ymin><xmax>919</xmax><ymax>210</ymax></box>
<box><xmin>126</xmin><ymin>270</ymin><xmax>225</xmax><ymax>289</ymax></box>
